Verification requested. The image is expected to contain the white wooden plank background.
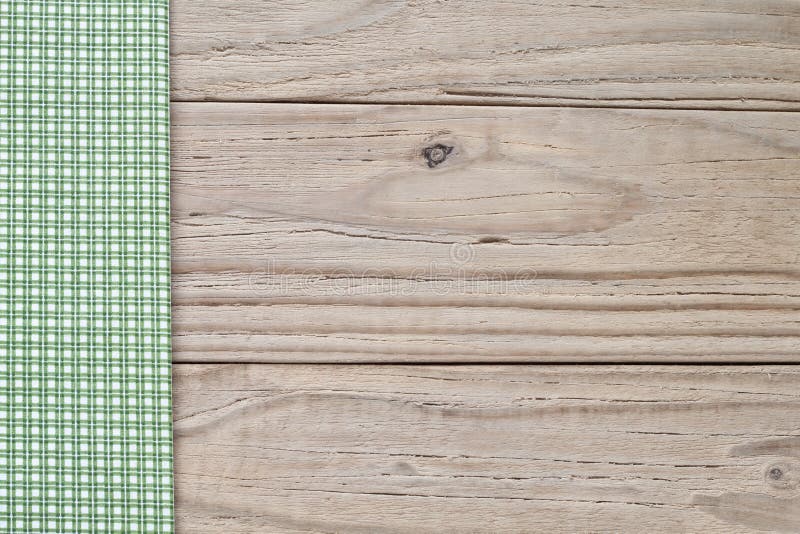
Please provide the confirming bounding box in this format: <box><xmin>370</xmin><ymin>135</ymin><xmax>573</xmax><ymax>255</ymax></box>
<box><xmin>170</xmin><ymin>103</ymin><xmax>800</xmax><ymax>363</ymax></box>
<box><xmin>174</xmin><ymin>364</ymin><xmax>800</xmax><ymax>533</ymax></box>
<box><xmin>169</xmin><ymin>2</ymin><xmax>800</xmax><ymax>531</ymax></box>
<box><xmin>170</xmin><ymin>0</ymin><xmax>800</xmax><ymax>108</ymax></box>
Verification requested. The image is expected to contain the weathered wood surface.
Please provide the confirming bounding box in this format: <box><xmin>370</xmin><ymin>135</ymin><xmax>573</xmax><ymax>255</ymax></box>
<box><xmin>170</xmin><ymin>0</ymin><xmax>800</xmax><ymax>108</ymax></box>
<box><xmin>170</xmin><ymin>103</ymin><xmax>800</xmax><ymax>362</ymax></box>
<box><xmin>174</xmin><ymin>364</ymin><xmax>800</xmax><ymax>533</ymax></box>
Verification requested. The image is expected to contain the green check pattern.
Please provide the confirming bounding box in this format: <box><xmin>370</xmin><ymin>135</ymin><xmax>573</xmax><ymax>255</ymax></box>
<box><xmin>0</xmin><ymin>1</ymin><xmax>172</xmax><ymax>532</ymax></box>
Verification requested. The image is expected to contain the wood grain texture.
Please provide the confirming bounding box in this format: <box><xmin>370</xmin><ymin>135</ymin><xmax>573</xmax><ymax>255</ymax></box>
<box><xmin>174</xmin><ymin>364</ymin><xmax>800</xmax><ymax>533</ymax></box>
<box><xmin>170</xmin><ymin>0</ymin><xmax>800</xmax><ymax>108</ymax></box>
<box><xmin>171</xmin><ymin>103</ymin><xmax>800</xmax><ymax>362</ymax></box>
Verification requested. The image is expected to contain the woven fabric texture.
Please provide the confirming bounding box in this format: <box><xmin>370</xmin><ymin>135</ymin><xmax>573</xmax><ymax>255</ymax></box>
<box><xmin>0</xmin><ymin>1</ymin><xmax>172</xmax><ymax>532</ymax></box>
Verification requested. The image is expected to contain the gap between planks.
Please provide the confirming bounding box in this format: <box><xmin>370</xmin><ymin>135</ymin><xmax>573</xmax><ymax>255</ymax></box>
<box><xmin>169</xmin><ymin>98</ymin><xmax>800</xmax><ymax>113</ymax></box>
<box><xmin>170</xmin><ymin>362</ymin><xmax>800</xmax><ymax>366</ymax></box>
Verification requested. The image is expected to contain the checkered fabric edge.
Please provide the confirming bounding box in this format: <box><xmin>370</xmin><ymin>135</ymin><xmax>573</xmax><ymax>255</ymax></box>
<box><xmin>0</xmin><ymin>1</ymin><xmax>173</xmax><ymax>532</ymax></box>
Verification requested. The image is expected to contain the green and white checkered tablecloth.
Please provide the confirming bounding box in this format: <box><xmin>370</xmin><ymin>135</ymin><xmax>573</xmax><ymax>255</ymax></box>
<box><xmin>0</xmin><ymin>1</ymin><xmax>173</xmax><ymax>532</ymax></box>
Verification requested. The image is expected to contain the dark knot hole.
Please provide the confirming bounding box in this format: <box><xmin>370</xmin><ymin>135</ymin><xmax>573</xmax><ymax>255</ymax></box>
<box><xmin>423</xmin><ymin>144</ymin><xmax>454</xmax><ymax>168</ymax></box>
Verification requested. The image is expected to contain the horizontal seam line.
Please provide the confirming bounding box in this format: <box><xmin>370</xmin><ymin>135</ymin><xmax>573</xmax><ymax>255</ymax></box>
<box><xmin>167</xmin><ymin>98</ymin><xmax>800</xmax><ymax>113</ymax></box>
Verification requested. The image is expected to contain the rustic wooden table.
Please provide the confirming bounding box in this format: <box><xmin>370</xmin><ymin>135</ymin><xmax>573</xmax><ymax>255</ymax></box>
<box><xmin>170</xmin><ymin>1</ymin><xmax>800</xmax><ymax>532</ymax></box>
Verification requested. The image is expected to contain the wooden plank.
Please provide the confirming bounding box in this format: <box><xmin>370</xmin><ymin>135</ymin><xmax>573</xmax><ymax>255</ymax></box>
<box><xmin>170</xmin><ymin>0</ymin><xmax>800</xmax><ymax>108</ymax></box>
<box><xmin>171</xmin><ymin>103</ymin><xmax>800</xmax><ymax>362</ymax></box>
<box><xmin>173</xmin><ymin>364</ymin><xmax>800</xmax><ymax>533</ymax></box>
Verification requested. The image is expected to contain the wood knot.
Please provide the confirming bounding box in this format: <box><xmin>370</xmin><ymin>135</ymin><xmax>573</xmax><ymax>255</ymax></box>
<box><xmin>763</xmin><ymin>462</ymin><xmax>797</xmax><ymax>490</ymax></box>
<box><xmin>423</xmin><ymin>144</ymin><xmax>453</xmax><ymax>168</ymax></box>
